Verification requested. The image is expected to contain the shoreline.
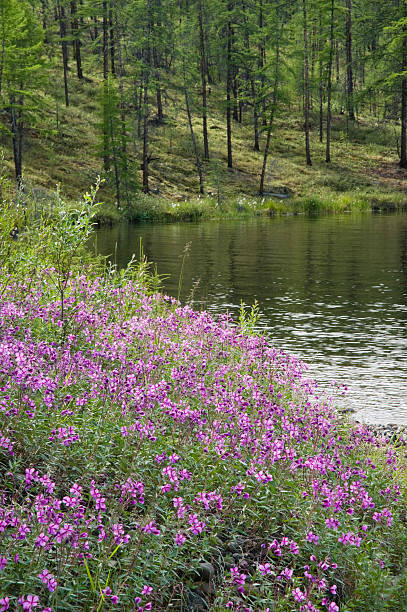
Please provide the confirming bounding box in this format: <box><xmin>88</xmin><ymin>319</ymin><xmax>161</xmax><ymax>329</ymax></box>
<box><xmin>359</xmin><ymin>422</ymin><xmax>407</xmax><ymax>445</ymax></box>
<box><xmin>94</xmin><ymin>192</ymin><xmax>407</xmax><ymax>227</ymax></box>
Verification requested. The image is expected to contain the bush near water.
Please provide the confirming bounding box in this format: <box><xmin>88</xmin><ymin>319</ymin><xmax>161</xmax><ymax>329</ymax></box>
<box><xmin>1</xmin><ymin>187</ymin><xmax>407</xmax><ymax>611</ymax></box>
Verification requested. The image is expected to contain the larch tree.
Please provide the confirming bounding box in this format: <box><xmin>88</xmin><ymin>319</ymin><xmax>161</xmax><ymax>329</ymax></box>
<box><xmin>0</xmin><ymin>0</ymin><xmax>44</xmax><ymax>185</ymax></box>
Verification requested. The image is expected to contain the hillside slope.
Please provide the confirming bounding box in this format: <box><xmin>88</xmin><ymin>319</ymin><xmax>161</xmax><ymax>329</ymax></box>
<box><xmin>0</xmin><ymin>69</ymin><xmax>406</xmax><ymax>214</ymax></box>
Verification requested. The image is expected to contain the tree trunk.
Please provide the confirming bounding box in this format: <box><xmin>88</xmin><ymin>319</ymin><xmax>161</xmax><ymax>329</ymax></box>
<box><xmin>346</xmin><ymin>0</ymin><xmax>355</xmax><ymax>120</ymax></box>
<box><xmin>92</xmin><ymin>15</ymin><xmax>98</xmax><ymax>41</ymax></box>
<box><xmin>143</xmin><ymin>0</ymin><xmax>152</xmax><ymax>193</ymax></box>
<box><xmin>114</xmin><ymin>4</ymin><xmax>129</xmax><ymax>203</ymax></box>
<box><xmin>197</xmin><ymin>0</ymin><xmax>209</xmax><ymax>159</ymax></box>
<box><xmin>401</xmin><ymin>24</ymin><xmax>407</xmax><ymax>168</ymax></box>
<box><xmin>152</xmin><ymin>46</ymin><xmax>163</xmax><ymax>123</ymax></box>
<box><xmin>232</xmin><ymin>77</ymin><xmax>239</xmax><ymax>122</ymax></box>
<box><xmin>335</xmin><ymin>40</ymin><xmax>340</xmax><ymax>84</ymax></box>
<box><xmin>258</xmin><ymin>0</ymin><xmax>266</xmax><ymax>125</ymax></box>
<box><xmin>303</xmin><ymin>0</ymin><xmax>312</xmax><ymax>166</ymax></box>
<box><xmin>57</xmin><ymin>0</ymin><xmax>70</xmax><ymax>107</ymax></box>
<box><xmin>226</xmin><ymin>0</ymin><xmax>233</xmax><ymax>168</ymax></box>
<box><xmin>71</xmin><ymin>2</ymin><xmax>83</xmax><ymax>79</ymax></box>
<box><xmin>318</xmin><ymin>12</ymin><xmax>323</xmax><ymax>143</ymax></box>
<box><xmin>184</xmin><ymin>70</ymin><xmax>204</xmax><ymax>194</ymax></box>
<box><xmin>326</xmin><ymin>0</ymin><xmax>334</xmax><ymax>163</ymax></box>
<box><xmin>259</xmin><ymin>27</ymin><xmax>282</xmax><ymax>195</ymax></box>
<box><xmin>10</xmin><ymin>97</ymin><xmax>23</xmax><ymax>186</ymax></box>
<box><xmin>40</xmin><ymin>0</ymin><xmax>48</xmax><ymax>35</ymax></box>
<box><xmin>103</xmin><ymin>1</ymin><xmax>110</xmax><ymax>171</ymax></box>
<box><xmin>110</xmin><ymin>112</ymin><xmax>121</xmax><ymax>207</ymax></box>
<box><xmin>137</xmin><ymin>83</ymin><xmax>143</xmax><ymax>138</ymax></box>
<box><xmin>0</xmin><ymin>0</ymin><xmax>5</xmax><ymax>97</ymax></box>
<box><xmin>103</xmin><ymin>1</ymin><xmax>109</xmax><ymax>81</ymax></box>
<box><xmin>252</xmin><ymin>78</ymin><xmax>259</xmax><ymax>150</ymax></box>
<box><xmin>109</xmin><ymin>4</ymin><xmax>116</xmax><ymax>76</ymax></box>
<box><xmin>143</xmin><ymin>80</ymin><xmax>149</xmax><ymax>193</ymax></box>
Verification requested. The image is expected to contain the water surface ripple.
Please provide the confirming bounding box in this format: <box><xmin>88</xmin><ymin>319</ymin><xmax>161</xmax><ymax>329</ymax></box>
<box><xmin>95</xmin><ymin>213</ymin><xmax>407</xmax><ymax>424</ymax></box>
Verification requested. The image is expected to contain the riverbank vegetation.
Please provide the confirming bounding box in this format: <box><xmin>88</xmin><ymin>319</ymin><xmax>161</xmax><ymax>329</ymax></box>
<box><xmin>1</xmin><ymin>185</ymin><xmax>407</xmax><ymax>610</ymax></box>
<box><xmin>0</xmin><ymin>0</ymin><xmax>406</xmax><ymax>223</ymax></box>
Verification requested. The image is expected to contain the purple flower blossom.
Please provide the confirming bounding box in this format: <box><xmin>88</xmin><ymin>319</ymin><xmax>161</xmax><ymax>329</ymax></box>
<box><xmin>325</xmin><ymin>518</ymin><xmax>340</xmax><ymax>530</ymax></box>
<box><xmin>306</xmin><ymin>532</ymin><xmax>319</xmax><ymax>544</ymax></box>
<box><xmin>174</xmin><ymin>531</ymin><xmax>186</xmax><ymax>546</ymax></box>
<box><xmin>292</xmin><ymin>588</ymin><xmax>306</xmax><ymax>602</ymax></box>
<box><xmin>18</xmin><ymin>595</ymin><xmax>39</xmax><ymax>610</ymax></box>
<box><xmin>141</xmin><ymin>586</ymin><xmax>153</xmax><ymax>596</ymax></box>
<box><xmin>279</xmin><ymin>567</ymin><xmax>293</xmax><ymax>580</ymax></box>
<box><xmin>142</xmin><ymin>521</ymin><xmax>160</xmax><ymax>535</ymax></box>
<box><xmin>0</xmin><ymin>597</ymin><xmax>9</xmax><ymax>612</ymax></box>
<box><xmin>230</xmin><ymin>567</ymin><xmax>247</xmax><ymax>593</ymax></box>
<box><xmin>38</xmin><ymin>569</ymin><xmax>58</xmax><ymax>592</ymax></box>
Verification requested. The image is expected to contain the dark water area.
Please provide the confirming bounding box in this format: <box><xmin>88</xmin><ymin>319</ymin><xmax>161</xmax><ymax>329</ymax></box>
<box><xmin>94</xmin><ymin>213</ymin><xmax>407</xmax><ymax>424</ymax></box>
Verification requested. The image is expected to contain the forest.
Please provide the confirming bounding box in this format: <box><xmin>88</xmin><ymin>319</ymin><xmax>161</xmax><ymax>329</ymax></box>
<box><xmin>0</xmin><ymin>0</ymin><xmax>406</xmax><ymax>214</ymax></box>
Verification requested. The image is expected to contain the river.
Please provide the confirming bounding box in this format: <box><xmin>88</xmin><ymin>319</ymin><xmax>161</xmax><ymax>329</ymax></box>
<box><xmin>94</xmin><ymin>213</ymin><xmax>407</xmax><ymax>424</ymax></box>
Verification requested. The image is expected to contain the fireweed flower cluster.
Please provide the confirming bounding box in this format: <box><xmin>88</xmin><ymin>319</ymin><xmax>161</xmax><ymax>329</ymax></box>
<box><xmin>0</xmin><ymin>274</ymin><xmax>406</xmax><ymax>610</ymax></box>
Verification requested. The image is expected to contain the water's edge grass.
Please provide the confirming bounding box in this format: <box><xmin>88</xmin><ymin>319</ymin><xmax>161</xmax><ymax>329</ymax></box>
<box><xmin>94</xmin><ymin>191</ymin><xmax>407</xmax><ymax>227</ymax></box>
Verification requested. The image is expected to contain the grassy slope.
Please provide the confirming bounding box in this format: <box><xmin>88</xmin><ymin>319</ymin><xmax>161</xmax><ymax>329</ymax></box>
<box><xmin>0</xmin><ymin>66</ymin><xmax>406</xmax><ymax>216</ymax></box>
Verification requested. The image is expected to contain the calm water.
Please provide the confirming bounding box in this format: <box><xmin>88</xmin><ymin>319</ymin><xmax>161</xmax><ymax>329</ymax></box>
<box><xmin>94</xmin><ymin>214</ymin><xmax>407</xmax><ymax>424</ymax></box>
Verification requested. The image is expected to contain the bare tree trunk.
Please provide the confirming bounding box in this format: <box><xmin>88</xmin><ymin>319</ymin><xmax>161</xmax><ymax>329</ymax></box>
<box><xmin>335</xmin><ymin>40</ymin><xmax>340</xmax><ymax>84</ymax></box>
<box><xmin>142</xmin><ymin>79</ymin><xmax>149</xmax><ymax>193</ymax></box>
<box><xmin>0</xmin><ymin>0</ymin><xmax>5</xmax><ymax>97</ymax></box>
<box><xmin>57</xmin><ymin>0</ymin><xmax>70</xmax><ymax>107</ymax></box>
<box><xmin>152</xmin><ymin>46</ymin><xmax>163</xmax><ymax>123</ymax></box>
<box><xmin>114</xmin><ymin>4</ymin><xmax>129</xmax><ymax>203</ymax></box>
<box><xmin>252</xmin><ymin>78</ymin><xmax>259</xmax><ymax>150</ymax></box>
<box><xmin>103</xmin><ymin>1</ymin><xmax>109</xmax><ymax>81</ymax></box>
<box><xmin>318</xmin><ymin>12</ymin><xmax>323</xmax><ymax>143</ymax></box>
<box><xmin>153</xmin><ymin>0</ymin><xmax>164</xmax><ymax>123</ymax></box>
<box><xmin>92</xmin><ymin>15</ymin><xmax>98</xmax><ymax>41</ymax></box>
<box><xmin>143</xmin><ymin>0</ymin><xmax>152</xmax><ymax>193</ymax></box>
<box><xmin>259</xmin><ymin>28</ymin><xmax>282</xmax><ymax>195</ymax></box>
<box><xmin>197</xmin><ymin>0</ymin><xmax>209</xmax><ymax>159</ymax></box>
<box><xmin>401</xmin><ymin>24</ymin><xmax>407</xmax><ymax>168</ymax></box>
<box><xmin>71</xmin><ymin>2</ymin><xmax>83</xmax><ymax>79</ymax></box>
<box><xmin>226</xmin><ymin>0</ymin><xmax>233</xmax><ymax>168</ymax></box>
<box><xmin>137</xmin><ymin>83</ymin><xmax>143</xmax><ymax>138</ymax></box>
<box><xmin>103</xmin><ymin>1</ymin><xmax>110</xmax><ymax>171</ymax></box>
<box><xmin>184</xmin><ymin>69</ymin><xmax>204</xmax><ymax>194</ymax></box>
<box><xmin>110</xmin><ymin>111</ymin><xmax>121</xmax><ymax>207</ymax></box>
<box><xmin>311</xmin><ymin>26</ymin><xmax>316</xmax><ymax>86</ymax></box>
<box><xmin>109</xmin><ymin>4</ymin><xmax>116</xmax><ymax>76</ymax></box>
<box><xmin>326</xmin><ymin>0</ymin><xmax>334</xmax><ymax>163</ymax></box>
<box><xmin>40</xmin><ymin>0</ymin><xmax>48</xmax><ymax>36</ymax></box>
<box><xmin>241</xmin><ymin>1</ymin><xmax>259</xmax><ymax>150</ymax></box>
<box><xmin>258</xmin><ymin>0</ymin><xmax>266</xmax><ymax>125</ymax></box>
<box><xmin>346</xmin><ymin>0</ymin><xmax>355</xmax><ymax>120</ymax></box>
<box><xmin>303</xmin><ymin>0</ymin><xmax>312</xmax><ymax>166</ymax></box>
<box><xmin>232</xmin><ymin>77</ymin><xmax>239</xmax><ymax>122</ymax></box>
<box><xmin>10</xmin><ymin>97</ymin><xmax>23</xmax><ymax>186</ymax></box>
